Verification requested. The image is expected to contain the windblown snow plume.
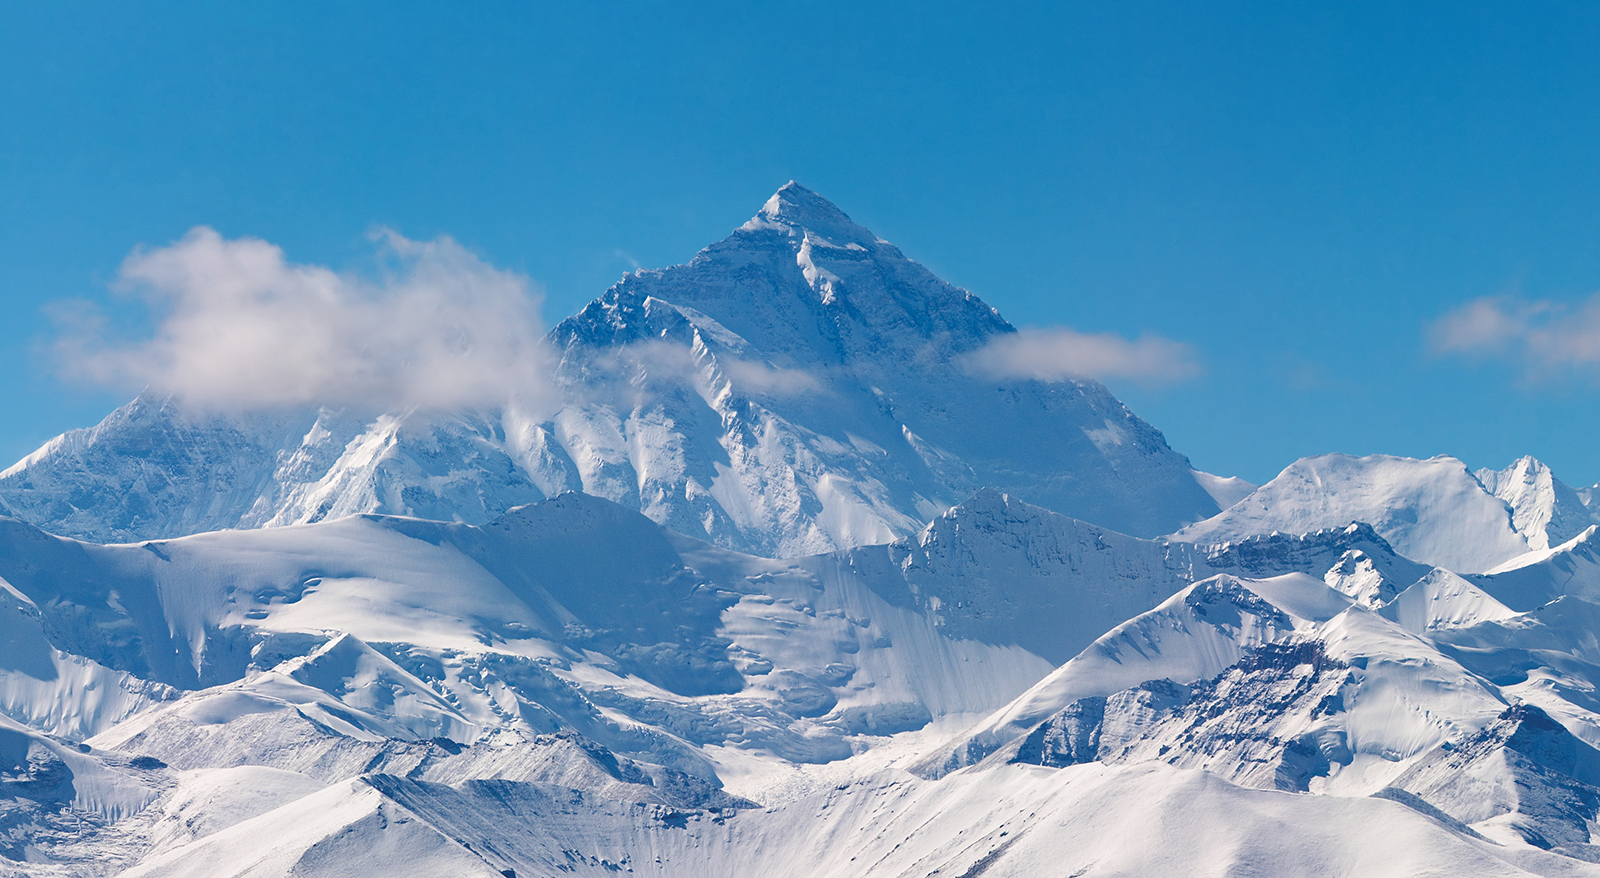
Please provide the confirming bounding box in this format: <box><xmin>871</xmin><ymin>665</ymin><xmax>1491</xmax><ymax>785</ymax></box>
<box><xmin>1431</xmin><ymin>293</ymin><xmax>1600</xmax><ymax>380</ymax></box>
<box><xmin>54</xmin><ymin>227</ymin><xmax>555</xmax><ymax>411</ymax></box>
<box><xmin>962</xmin><ymin>326</ymin><xmax>1201</xmax><ymax>386</ymax></box>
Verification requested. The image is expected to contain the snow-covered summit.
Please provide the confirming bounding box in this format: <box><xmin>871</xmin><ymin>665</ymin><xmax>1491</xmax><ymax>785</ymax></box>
<box><xmin>1477</xmin><ymin>456</ymin><xmax>1600</xmax><ymax>553</ymax></box>
<box><xmin>1173</xmin><ymin>453</ymin><xmax>1536</xmax><ymax>573</ymax></box>
<box><xmin>745</xmin><ymin>181</ymin><xmax>879</xmax><ymax>247</ymax></box>
<box><xmin>1175</xmin><ymin>453</ymin><xmax>1600</xmax><ymax>575</ymax></box>
<box><xmin>585</xmin><ymin>182</ymin><xmax>1010</xmax><ymax>371</ymax></box>
<box><xmin>0</xmin><ymin>184</ymin><xmax>1223</xmax><ymax>551</ymax></box>
<box><xmin>542</xmin><ymin>184</ymin><xmax>1220</xmax><ymax>548</ymax></box>
<box><xmin>10</xmin><ymin>186</ymin><xmax>1600</xmax><ymax>874</ymax></box>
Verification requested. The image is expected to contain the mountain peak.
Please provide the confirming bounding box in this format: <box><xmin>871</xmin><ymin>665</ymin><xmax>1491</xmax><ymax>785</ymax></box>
<box><xmin>1477</xmin><ymin>454</ymin><xmax>1599</xmax><ymax>552</ymax></box>
<box><xmin>749</xmin><ymin>181</ymin><xmax>874</xmax><ymax>244</ymax></box>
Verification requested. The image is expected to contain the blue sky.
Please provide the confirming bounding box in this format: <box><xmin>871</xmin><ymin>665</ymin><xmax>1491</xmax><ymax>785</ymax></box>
<box><xmin>3</xmin><ymin>1</ymin><xmax>1600</xmax><ymax>486</ymax></box>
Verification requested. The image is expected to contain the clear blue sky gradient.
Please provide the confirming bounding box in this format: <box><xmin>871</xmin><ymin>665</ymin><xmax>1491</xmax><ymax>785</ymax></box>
<box><xmin>3</xmin><ymin>2</ymin><xmax>1600</xmax><ymax>486</ymax></box>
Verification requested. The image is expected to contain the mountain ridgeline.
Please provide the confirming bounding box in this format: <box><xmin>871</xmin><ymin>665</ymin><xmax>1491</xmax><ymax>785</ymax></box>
<box><xmin>5</xmin><ymin>185</ymin><xmax>1600</xmax><ymax>875</ymax></box>
<box><xmin>0</xmin><ymin>183</ymin><xmax>1220</xmax><ymax>556</ymax></box>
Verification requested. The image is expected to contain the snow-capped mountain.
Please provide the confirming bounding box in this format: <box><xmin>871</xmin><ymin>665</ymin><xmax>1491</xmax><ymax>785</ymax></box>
<box><xmin>1173</xmin><ymin>453</ymin><xmax>1600</xmax><ymax>573</ymax></box>
<box><xmin>922</xmin><ymin>512</ymin><xmax>1600</xmax><ymax>779</ymax></box>
<box><xmin>0</xmin><ymin>487</ymin><xmax>1286</xmax><ymax>783</ymax></box>
<box><xmin>0</xmin><ymin>492</ymin><xmax>1069</xmax><ymax>768</ymax></box>
<box><xmin>844</xmin><ymin>490</ymin><xmax>1436</xmax><ymax>664</ymax></box>
<box><xmin>8</xmin><ymin>184</ymin><xmax>1600</xmax><ymax>875</ymax></box>
<box><xmin>920</xmin><ymin>559</ymin><xmax>1600</xmax><ymax>854</ymax></box>
<box><xmin>7</xmin><ymin>486</ymin><xmax>1600</xmax><ymax>874</ymax></box>
<box><xmin>546</xmin><ymin>184</ymin><xmax>1222</xmax><ymax>552</ymax></box>
<box><xmin>0</xmin><ymin>183</ymin><xmax>1223</xmax><ymax>556</ymax></box>
<box><xmin>1478</xmin><ymin>456</ymin><xmax>1600</xmax><ymax>552</ymax></box>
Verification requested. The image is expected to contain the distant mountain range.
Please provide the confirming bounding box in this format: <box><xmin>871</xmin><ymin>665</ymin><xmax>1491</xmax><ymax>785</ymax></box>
<box><xmin>3</xmin><ymin>185</ymin><xmax>1600</xmax><ymax>876</ymax></box>
<box><xmin>1177</xmin><ymin>453</ymin><xmax>1600</xmax><ymax>573</ymax></box>
<box><xmin>0</xmin><ymin>183</ymin><xmax>1224</xmax><ymax>557</ymax></box>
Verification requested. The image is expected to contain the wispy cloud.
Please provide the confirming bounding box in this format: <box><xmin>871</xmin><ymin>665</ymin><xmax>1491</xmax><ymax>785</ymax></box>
<box><xmin>53</xmin><ymin>227</ymin><xmax>556</xmax><ymax>412</ymax></box>
<box><xmin>722</xmin><ymin>356</ymin><xmax>822</xmax><ymax>395</ymax></box>
<box><xmin>614</xmin><ymin>248</ymin><xmax>643</xmax><ymax>272</ymax></box>
<box><xmin>589</xmin><ymin>339</ymin><xmax>822</xmax><ymax>399</ymax></box>
<box><xmin>1429</xmin><ymin>294</ymin><xmax>1600</xmax><ymax>379</ymax></box>
<box><xmin>961</xmin><ymin>327</ymin><xmax>1202</xmax><ymax>387</ymax></box>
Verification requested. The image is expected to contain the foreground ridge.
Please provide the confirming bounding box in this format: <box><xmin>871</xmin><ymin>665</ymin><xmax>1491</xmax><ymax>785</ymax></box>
<box><xmin>0</xmin><ymin>482</ymin><xmax>1597</xmax><ymax>873</ymax></box>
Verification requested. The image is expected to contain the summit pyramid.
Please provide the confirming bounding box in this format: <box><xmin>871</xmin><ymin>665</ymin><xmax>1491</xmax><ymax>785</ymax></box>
<box><xmin>0</xmin><ymin>184</ymin><xmax>1221</xmax><ymax>554</ymax></box>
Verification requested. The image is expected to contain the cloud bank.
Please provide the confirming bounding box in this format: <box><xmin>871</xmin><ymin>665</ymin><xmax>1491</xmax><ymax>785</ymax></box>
<box><xmin>962</xmin><ymin>326</ymin><xmax>1202</xmax><ymax>387</ymax></box>
<box><xmin>1430</xmin><ymin>294</ymin><xmax>1600</xmax><ymax>379</ymax></box>
<box><xmin>55</xmin><ymin>227</ymin><xmax>554</xmax><ymax>412</ymax></box>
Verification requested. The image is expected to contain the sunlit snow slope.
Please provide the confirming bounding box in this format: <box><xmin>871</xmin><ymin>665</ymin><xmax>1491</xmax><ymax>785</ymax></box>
<box><xmin>0</xmin><ymin>184</ymin><xmax>1221</xmax><ymax>556</ymax></box>
<box><xmin>919</xmin><ymin>559</ymin><xmax>1600</xmax><ymax>855</ymax></box>
<box><xmin>1175</xmin><ymin>453</ymin><xmax>1600</xmax><ymax>573</ymax></box>
<box><xmin>8</xmin><ymin>184</ymin><xmax>1600</xmax><ymax>877</ymax></box>
<box><xmin>3</xmin><ymin>482</ymin><xmax>1600</xmax><ymax>873</ymax></box>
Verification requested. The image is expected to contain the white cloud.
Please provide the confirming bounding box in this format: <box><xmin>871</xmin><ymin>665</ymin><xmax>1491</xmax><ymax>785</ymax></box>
<box><xmin>614</xmin><ymin>248</ymin><xmax>643</xmax><ymax>271</ymax></box>
<box><xmin>54</xmin><ymin>227</ymin><xmax>556</xmax><ymax>412</ymax></box>
<box><xmin>1430</xmin><ymin>294</ymin><xmax>1600</xmax><ymax>378</ymax></box>
<box><xmin>589</xmin><ymin>339</ymin><xmax>822</xmax><ymax>399</ymax></box>
<box><xmin>722</xmin><ymin>356</ymin><xmax>823</xmax><ymax>396</ymax></box>
<box><xmin>961</xmin><ymin>326</ymin><xmax>1202</xmax><ymax>387</ymax></box>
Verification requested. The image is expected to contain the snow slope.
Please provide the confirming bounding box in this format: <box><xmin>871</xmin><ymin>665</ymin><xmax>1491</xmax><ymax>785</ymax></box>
<box><xmin>0</xmin><ymin>487</ymin><xmax>1248</xmax><ymax>797</ymax></box>
<box><xmin>1175</xmin><ymin>453</ymin><xmax>1534</xmax><ymax>573</ymax></box>
<box><xmin>1193</xmin><ymin>469</ymin><xmax>1257</xmax><ymax>509</ymax></box>
<box><xmin>918</xmin><ymin>543</ymin><xmax>1600</xmax><ymax>855</ymax></box>
<box><xmin>920</xmin><ymin>574</ymin><xmax>1343</xmax><ymax>777</ymax></box>
<box><xmin>10</xmin><ymin>484</ymin><xmax>1439</xmax><ymax>800</ymax></box>
<box><xmin>925</xmin><ymin>575</ymin><xmax>1560</xmax><ymax>851</ymax></box>
<box><xmin>1473</xmin><ymin>526</ymin><xmax>1600</xmax><ymax>611</ymax></box>
<box><xmin>0</xmin><ymin>184</ymin><xmax>1222</xmax><ymax>555</ymax></box>
<box><xmin>4</xmin><ymin>482</ymin><xmax>1600</xmax><ymax>871</ymax></box>
<box><xmin>115</xmin><ymin>762</ymin><xmax>1600</xmax><ymax>878</ymax></box>
<box><xmin>7</xmin><ymin>184</ymin><xmax>1600</xmax><ymax>871</ymax></box>
<box><xmin>0</xmin><ymin>493</ymin><xmax>1065</xmax><ymax>785</ymax></box>
<box><xmin>1479</xmin><ymin>457</ymin><xmax>1600</xmax><ymax>553</ymax></box>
